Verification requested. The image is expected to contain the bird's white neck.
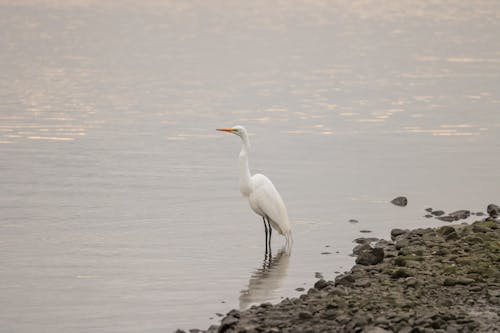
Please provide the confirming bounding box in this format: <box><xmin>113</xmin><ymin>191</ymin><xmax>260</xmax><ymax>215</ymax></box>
<box><xmin>239</xmin><ymin>144</ymin><xmax>252</xmax><ymax>197</ymax></box>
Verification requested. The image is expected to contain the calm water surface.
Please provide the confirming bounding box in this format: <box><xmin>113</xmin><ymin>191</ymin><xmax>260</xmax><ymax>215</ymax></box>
<box><xmin>1</xmin><ymin>1</ymin><xmax>499</xmax><ymax>332</ymax></box>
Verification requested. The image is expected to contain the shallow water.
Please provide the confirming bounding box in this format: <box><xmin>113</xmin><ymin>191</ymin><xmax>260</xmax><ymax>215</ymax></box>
<box><xmin>0</xmin><ymin>1</ymin><xmax>499</xmax><ymax>332</ymax></box>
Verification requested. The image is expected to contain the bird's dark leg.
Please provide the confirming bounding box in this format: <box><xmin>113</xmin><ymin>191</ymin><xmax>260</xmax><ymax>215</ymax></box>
<box><xmin>263</xmin><ymin>217</ymin><xmax>268</xmax><ymax>253</ymax></box>
<box><xmin>266</xmin><ymin>216</ymin><xmax>272</xmax><ymax>254</ymax></box>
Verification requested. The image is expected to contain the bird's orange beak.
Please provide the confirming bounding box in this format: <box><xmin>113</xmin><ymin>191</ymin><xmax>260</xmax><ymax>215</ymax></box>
<box><xmin>216</xmin><ymin>128</ymin><xmax>233</xmax><ymax>133</ymax></box>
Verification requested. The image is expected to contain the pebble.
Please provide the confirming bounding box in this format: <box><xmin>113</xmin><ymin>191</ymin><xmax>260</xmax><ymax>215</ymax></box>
<box><xmin>355</xmin><ymin>246</ymin><xmax>384</xmax><ymax>265</ymax></box>
<box><xmin>390</xmin><ymin>228</ymin><xmax>407</xmax><ymax>239</ymax></box>
<box><xmin>450</xmin><ymin>210</ymin><xmax>471</xmax><ymax>219</ymax></box>
<box><xmin>431</xmin><ymin>210</ymin><xmax>445</xmax><ymax>216</ymax></box>
<box><xmin>194</xmin><ymin>218</ymin><xmax>499</xmax><ymax>333</ymax></box>
<box><xmin>391</xmin><ymin>196</ymin><xmax>408</xmax><ymax>207</ymax></box>
<box><xmin>487</xmin><ymin>203</ymin><xmax>500</xmax><ymax>217</ymax></box>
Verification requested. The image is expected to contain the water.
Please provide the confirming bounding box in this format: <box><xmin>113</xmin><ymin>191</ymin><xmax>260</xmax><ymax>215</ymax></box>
<box><xmin>1</xmin><ymin>1</ymin><xmax>499</xmax><ymax>332</ymax></box>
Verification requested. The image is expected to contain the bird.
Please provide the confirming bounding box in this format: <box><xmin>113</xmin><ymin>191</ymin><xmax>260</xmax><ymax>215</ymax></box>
<box><xmin>216</xmin><ymin>126</ymin><xmax>292</xmax><ymax>252</ymax></box>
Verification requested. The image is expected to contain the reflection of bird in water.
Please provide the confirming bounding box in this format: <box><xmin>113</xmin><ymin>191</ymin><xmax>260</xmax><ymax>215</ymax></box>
<box><xmin>239</xmin><ymin>246</ymin><xmax>290</xmax><ymax>310</ymax></box>
<box><xmin>216</xmin><ymin>126</ymin><xmax>292</xmax><ymax>252</ymax></box>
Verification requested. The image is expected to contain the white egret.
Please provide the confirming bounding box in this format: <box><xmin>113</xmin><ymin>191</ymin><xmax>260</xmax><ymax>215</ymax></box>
<box><xmin>216</xmin><ymin>126</ymin><xmax>292</xmax><ymax>251</ymax></box>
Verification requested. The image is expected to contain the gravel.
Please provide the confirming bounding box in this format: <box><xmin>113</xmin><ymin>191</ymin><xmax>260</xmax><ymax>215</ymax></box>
<box><xmin>185</xmin><ymin>218</ymin><xmax>500</xmax><ymax>333</ymax></box>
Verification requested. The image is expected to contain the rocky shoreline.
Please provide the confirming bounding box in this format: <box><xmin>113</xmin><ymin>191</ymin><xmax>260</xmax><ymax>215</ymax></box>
<box><xmin>182</xmin><ymin>215</ymin><xmax>499</xmax><ymax>333</ymax></box>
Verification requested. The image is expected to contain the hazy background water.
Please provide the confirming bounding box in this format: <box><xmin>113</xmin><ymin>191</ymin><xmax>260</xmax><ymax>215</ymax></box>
<box><xmin>1</xmin><ymin>1</ymin><xmax>499</xmax><ymax>332</ymax></box>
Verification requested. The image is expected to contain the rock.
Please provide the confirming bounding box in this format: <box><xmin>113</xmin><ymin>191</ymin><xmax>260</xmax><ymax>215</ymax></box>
<box><xmin>360</xmin><ymin>230</ymin><xmax>372</xmax><ymax>233</ymax></box>
<box><xmin>448</xmin><ymin>210</ymin><xmax>470</xmax><ymax>220</ymax></box>
<box><xmin>218</xmin><ymin>315</ymin><xmax>239</xmax><ymax>333</ymax></box>
<box><xmin>353</xmin><ymin>243</ymin><xmax>372</xmax><ymax>256</ymax></box>
<box><xmin>321</xmin><ymin>252</ymin><xmax>332</xmax><ymax>255</ymax></box>
<box><xmin>390</xmin><ymin>228</ymin><xmax>408</xmax><ymax>240</ymax></box>
<box><xmin>437</xmin><ymin>226</ymin><xmax>455</xmax><ymax>236</ymax></box>
<box><xmin>395</xmin><ymin>239</ymin><xmax>410</xmax><ymax>250</ymax></box>
<box><xmin>354</xmin><ymin>237</ymin><xmax>379</xmax><ymax>244</ymax></box>
<box><xmin>354</xmin><ymin>278</ymin><xmax>371</xmax><ymax>287</ymax></box>
<box><xmin>315</xmin><ymin>272</ymin><xmax>324</xmax><ymax>279</ymax></box>
<box><xmin>295</xmin><ymin>287</ymin><xmax>305</xmax><ymax>292</ymax></box>
<box><xmin>475</xmin><ymin>212</ymin><xmax>485</xmax><ymax>216</ymax></box>
<box><xmin>298</xmin><ymin>311</ymin><xmax>313</xmax><ymax>320</ymax></box>
<box><xmin>391</xmin><ymin>196</ymin><xmax>408</xmax><ymax>207</ymax></box>
<box><xmin>405</xmin><ymin>277</ymin><xmax>418</xmax><ymax>287</ymax></box>
<box><xmin>314</xmin><ymin>279</ymin><xmax>328</xmax><ymax>290</ymax></box>
<box><xmin>355</xmin><ymin>246</ymin><xmax>384</xmax><ymax>265</ymax></box>
<box><xmin>199</xmin><ymin>212</ymin><xmax>500</xmax><ymax>333</ymax></box>
<box><xmin>472</xmin><ymin>224</ymin><xmax>489</xmax><ymax>233</ymax></box>
<box><xmin>362</xmin><ymin>326</ymin><xmax>392</xmax><ymax>333</ymax></box>
<box><xmin>431</xmin><ymin>210</ymin><xmax>445</xmax><ymax>216</ymax></box>
<box><xmin>424</xmin><ymin>214</ymin><xmax>433</xmax><ymax>218</ymax></box>
<box><xmin>437</xmin><ymin>216</ymin><xmax>456</xmax><ymax>222</ymax></box>
<box><xmin>391</xmin><ymin>268</ymin><xmax>411</xmax><ymax>279</ymax></box>
<box><xmin>207</xmin><ymin>325</ymin><xmax>218</xmax><ymax>333</ymax></box>
<box><xmin>174</xmin><ymin>330</ymin><xmax>186</xmax><ymax>333</ymax></box>
<box><xmin>349</xmin><ymin>219</ymin><xmax>359</xmax><ymax>223</ymax></box>
<box><xmin>335</xmin><ymin>274</ymin><xmax>355</xmax><ymax>286</ymax></box>
<box><xmin>487</xmin><ymin>203</ymin><xmax>500</xmax><ymax>217</ymax></box>
<box><xmin>443</xmin><ymin>277</ymin><xmax>474</xmax><ymax>286</ymax></box>
<box><xmin>425</xmin><ymin>207</ymin><xmax>433</xmax><ymax>212</ymax></box>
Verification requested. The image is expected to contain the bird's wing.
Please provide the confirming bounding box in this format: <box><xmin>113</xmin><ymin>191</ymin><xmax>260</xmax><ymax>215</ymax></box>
<box><xmin>250</xmin><ymin>174</ymin><xmax>290</xmax><ymax>235</ymax></box>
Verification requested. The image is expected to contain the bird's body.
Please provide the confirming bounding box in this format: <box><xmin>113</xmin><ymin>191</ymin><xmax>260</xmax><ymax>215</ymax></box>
<box><xmin>217</xmin><ymin>126</ymin><xmax>292</xmax><ymax>250</ymax></box>
<box><xmin>247</xmin><ymin>174</ymin><xmax>289</xmax><ymax>236</ymax></box>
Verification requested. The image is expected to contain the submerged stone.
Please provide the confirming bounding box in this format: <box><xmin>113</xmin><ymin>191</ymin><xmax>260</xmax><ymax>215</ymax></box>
<box><xmin>391</xmin><ymin>196</ymin><xmax>408</xmax><ymax>207</ymax></box>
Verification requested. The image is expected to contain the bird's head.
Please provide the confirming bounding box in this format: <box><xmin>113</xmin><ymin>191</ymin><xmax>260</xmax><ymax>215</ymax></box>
<box><xmin>216</xmin><ymin>125</ymin><xmax>250</xmax><ymax>148</ymax></box>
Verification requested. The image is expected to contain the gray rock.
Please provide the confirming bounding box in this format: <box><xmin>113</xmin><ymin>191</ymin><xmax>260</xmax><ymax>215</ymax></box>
<box><xmin>405</xmin><ymin>277</ymin><xmax>418</xmax><ymax>287</ymax></box>
<box><xmin>355</xmin><ymin>246</ymin><xmax>384</xmax><ymax>265</ymax></box>
<box><xmin>443</xmin><ymin>277</ymin><xmax>474</xmax><ymax>286</ymax></box>
<box><xmin>424</xmin><ymin>214</ymin><xmax>433</xmax><ymax>218</ymax></box>
<box><xmin>431</xmin><ymin>210</ymin><xmax>445</xmax><ymax>216</ymax></box>
<box><xmin>438</xmin><ymin>216</ymin><xmax>456</xmax><ymax>222</ymax></box>
<box><xmin>391</xmin><ymin>196</ymin><xmax>408</xmax><ymax>207</ymax></box>
<box><xmin>391</xmin><ymin>268</ymin><xmax>411</xmax><ymax>279</ymax></box>
<box><xmin>444</xmin><ymin>231</ymin><xmax>459</xmax><ymax>241</ymax></box>
<box><xmin>354</xmin><ymin>278</ymin><xmax>371</xmax><ymax>287</ymax></box>
<box><xmin>390</xmin><ymin>228</ymin><xmax>408</xmax><ymax>240</ymax></box>
<box><xmin>425</xmin><ymin>207</ymin><xmax>433</xmax><ymax>212</ymax></box>
<box><xmin>438</xmin><ymin>226</ymin><xmax>455</xmax><ymax>236</ymax></box>
<box><xmin>448</xmin><ymin>210</ymin><xmax>470</xmax><ymax>220</ymax></box>
<box><xmin>472</xmin><ymin>224</ymin><xmax>489</xmax><ymax>233</ymax></box>
<box><xmin>298</xmin><ymin>311</ymin><xmax>313</xmax><ymax>320</ymax></box>
<box><xmin>349</xmin><ymin>219</ymin><xmax>359</xmax><ymax>223</ymax></box>
<box><xmin>362</xmin><ymin>327</ymin><xmax>392</xmax><ymax>333</ymax></box>
<box><xmin>218</xmin><ymin>315</ymin><xmax>239</xmax><ymax>333</ymax></box>
<box><xmin>487</xmin><ymin>203</ymin><xmax>500</xmax><ymax>217</ymax></box>
<box><xmin>314</xmin><ymin>279</ymin><xmax>328</xmax><ymax>290</ymax></box>
<box><xmin>335</xmin><ymin>274</ymin><xmax>355</xmax><ymax>286</ymax></box>
<box><xmin>207</xmin><ymin>325</ymin><xmax>218</xmax><ymax>333</ymax></box>
<box><xmin>353</xmin><ymin>243</ymin><xmax>372</xmax><ymax>255</ymax></box>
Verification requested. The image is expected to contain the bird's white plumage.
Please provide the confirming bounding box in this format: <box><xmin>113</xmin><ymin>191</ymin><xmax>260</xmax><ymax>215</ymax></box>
<box><xmin>248</xmin><ymin>174</ymin><xmax>290</xmax><ymax>236</ymax></box>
